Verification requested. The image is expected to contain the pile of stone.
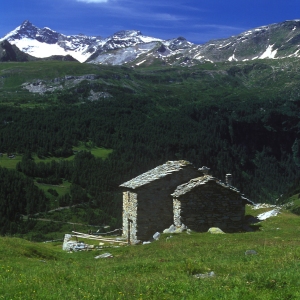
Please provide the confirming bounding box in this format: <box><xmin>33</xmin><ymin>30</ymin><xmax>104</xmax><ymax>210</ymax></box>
<box><xmin>163</xmin><ymin>224</ymin><xmax>188</xmax><ymax>234</ymax></box>
<box><xmin>252</xmin><ymin>203</ymin><xmax>278</xmax><ymax>210</ymax></box>
<box><xmin>62</xmin><ymin>234</ymin><xmax>94</xmax><ymax>252</ymax></box>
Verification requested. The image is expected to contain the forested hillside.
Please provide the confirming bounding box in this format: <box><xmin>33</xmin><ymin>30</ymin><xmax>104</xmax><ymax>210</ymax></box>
<box><xmin>0</xmin><ymin>59</ymin><xmax>300</xmax><ymax>238</ymax></box>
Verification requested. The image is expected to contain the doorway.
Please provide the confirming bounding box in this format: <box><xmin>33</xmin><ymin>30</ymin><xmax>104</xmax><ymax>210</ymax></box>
<box><xmin>127</xmin><ymin>218</ymin><xmax>133</xmax><ymax>244</ymax></box>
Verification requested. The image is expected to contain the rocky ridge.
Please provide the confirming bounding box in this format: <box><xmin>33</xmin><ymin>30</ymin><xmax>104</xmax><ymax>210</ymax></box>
<box><xmin>21</xmin><ymin>74</ymin><xmax>112</xmax><ymax>100</ymax></box>
<box><xmin>2</xmin><ymin>20</ymin><xmax>300</xmax><ymax>66</ymax></box>
<box><xmin>0</xmin><ymin>21</ymin><xmax>161</xmax><ymax>63</ymax></box>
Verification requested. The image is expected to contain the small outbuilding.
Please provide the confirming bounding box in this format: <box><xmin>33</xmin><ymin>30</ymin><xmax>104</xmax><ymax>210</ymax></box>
<box><xmin>172</xmin><ymin>175</ymin><xmax>252</xmax><ymax>233</ymax></box>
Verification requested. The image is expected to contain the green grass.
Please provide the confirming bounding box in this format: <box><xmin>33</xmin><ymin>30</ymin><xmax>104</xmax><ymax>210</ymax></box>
<box><xmin>18</xmin><ymin>219</ymin><xmax>98</xmax><ymax>242</ymax></box>
<box><xmin>19</xmin><ymin>204</ymin><xmax>117</xmax><ymax>242</ymax></box>
<box><xmin>72</xmin><ymin>144</ymin><xmax>113</xmax><ymax>160</ymax></box>
<box><xmin>0</xmin><ymin>146</ymin><xmax>113</xmax><ymax>169</ymax></box>
<box><xmin>1</xmin><ymin>206</ymin><xmax>300</xmax><ymax>299</ymax></box>
<box><xmin>0</xmin><ymin>154</ymin><xmax>22</xmax><ymax>169</ymax></box>
<box><xmin>2</xmin><ymin>58</ymin><xmax>300</xmax><ymax>111</ymax></box>
<box><xmin>35</xmin><ymin>179</ymin><xmax>71</xmax><ymax>203</ymax></box>
<box><xmin>0</xmin><ymin>61</ymin><xmax>99</xmax><ymax>90</ymax></box>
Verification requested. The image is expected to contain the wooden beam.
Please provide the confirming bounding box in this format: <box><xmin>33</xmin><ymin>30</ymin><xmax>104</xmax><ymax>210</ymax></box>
<box><xmin>71</xmin><ymin>231</ymin><xmax>125</xmax><ymax>244</ymax></box>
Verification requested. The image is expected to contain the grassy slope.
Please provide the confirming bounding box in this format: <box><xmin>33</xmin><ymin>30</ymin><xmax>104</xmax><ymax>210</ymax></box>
<box><xmin>1</xmin><ymin>206</ymin><xmax>300</xmax><ymax>299</ymax></box>
<box><xmin>1</xmin><ymin>58</ymin><xmax>300</xmax><ymax>112</ymax></box>
<box><xmin>0</xmin><ymin>146</ymin><xmax>112</xmax><ymax>169</ymax></box>
<box><xmin>0</xmin><ymin>61</ymin><xmax>97</xmax><ymax>88</ymax></box>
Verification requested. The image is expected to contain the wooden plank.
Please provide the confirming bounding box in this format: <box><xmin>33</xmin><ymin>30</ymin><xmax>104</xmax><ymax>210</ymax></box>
<box><xmin>71</xmin><ymin>231</ymin><xmax>126</xmax><ymax>243</ymax></box>
<box><xmin>72</xmin><ymin>231</ymin><xmax>116</xmax><ymax>239</ymax></box>
<box><xmin>72</xmin><ymin>235</ymin><xmax>125</xmax><ymax>243</ymax></box>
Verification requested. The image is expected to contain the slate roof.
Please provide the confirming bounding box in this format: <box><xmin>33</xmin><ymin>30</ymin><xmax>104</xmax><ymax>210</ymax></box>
<box><xmin>171</xmin><ymin>175</ymin><xmax>240</xmax><ymax>197</ymax></box>
<box><xmin>119</xmin><ymin>160</ymin><xmax>194</xmax><ymax>190</ymax></box>
<box><xmin>171</xmin><ymin>175</ymin><xmax>254</xmax><ymax>205</ymax></box>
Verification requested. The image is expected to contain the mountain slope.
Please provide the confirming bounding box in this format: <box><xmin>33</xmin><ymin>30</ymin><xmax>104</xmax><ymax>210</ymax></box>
<box><xmin>2</xmin><ymin>20</ymin><xmax>300</xmax><ymax>66</ymax></box>
<box><xmin>0</xmin><ymin>40</ymin><xmax>37</xmax><ymax>62</ymax></box>
<box><xmin>0</xmin><ymin>21</ymin><xmax>161</xmax><ymax>63</ymax></box>
<box><xmin>191</xmin><ymin>20</ymin><xmax>300</xmax><ymax>62</ymax></box>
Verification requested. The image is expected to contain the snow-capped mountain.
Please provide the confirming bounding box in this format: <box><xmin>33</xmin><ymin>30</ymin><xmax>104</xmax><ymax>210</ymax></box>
<box><xmin>2</xmin><ymin>20</ymin><xmax>300</xmax><ymax>66</ymax></box>
<box><xmin>0</xmin><ymin>20</ymin><xmax>162</xmax><ymax>63</ymax></box>
<box><xmin>189</xmin><ymin>20</ymin><xmax>300</xmax><ymax>63</ymax></box>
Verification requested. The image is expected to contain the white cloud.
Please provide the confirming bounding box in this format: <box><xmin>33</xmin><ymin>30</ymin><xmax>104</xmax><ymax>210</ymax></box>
<box><xmin>76</xmin><ymin>0</ymin><xmax>108</xmax><ymax>3</ymax></box>
<box><xmin>193</xmin><ymin>24</ymin><xmax>245</xmax><ymax>31</ymax></box>
<box><xmin>153</xmin><ymin>13</ymin><xmax>186</xmax><ymax>22</ymax></box>
<box><xmin>185</xmin><ymin>24</ymin><xmax>247</xmax><ymax>44</ymax></box>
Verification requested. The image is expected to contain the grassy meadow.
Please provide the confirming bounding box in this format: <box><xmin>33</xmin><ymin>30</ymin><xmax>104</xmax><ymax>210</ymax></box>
<box><xmin>1</xmin><ymin>205</ymin><xmax>300</xmax><ymax>299</ymax></box>
<box><xmin>0</xmin><ymin>145</ymin><xmax>113</xmax><ymax>169</ymax></box>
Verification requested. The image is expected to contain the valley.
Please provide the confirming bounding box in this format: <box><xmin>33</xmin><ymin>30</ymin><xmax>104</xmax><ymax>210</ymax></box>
<box><xmin>0</xmin><ymin>57</ymin><xmax>299</xmax><ymax>240</ymax></box>
<box><xmin>1</xmin><ymin>17</ymin><xmax>300</xmax><ymax>299</ymax></box>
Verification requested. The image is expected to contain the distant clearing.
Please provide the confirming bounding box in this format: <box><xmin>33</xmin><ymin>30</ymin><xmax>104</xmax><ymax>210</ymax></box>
<box><xmin>0</xmin><ymin>146</ymin><xmax>113</xmax><ymax>169</ymax></box>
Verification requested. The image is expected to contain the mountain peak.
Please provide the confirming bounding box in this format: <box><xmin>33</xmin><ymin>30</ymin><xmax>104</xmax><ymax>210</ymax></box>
<box><xmin>112</xmin><ymin>30</ymin><xmax>142</xmax><ymax>38</ymax></box>
<box><xmin>21</xmin><ymin>20</ymin><xmax>33</xmax><ymax>27</ymax></box>
<box><xmin>19</xmin><ymin>20</ymin><xmax>38</xmax><ymax>33</ymax></box>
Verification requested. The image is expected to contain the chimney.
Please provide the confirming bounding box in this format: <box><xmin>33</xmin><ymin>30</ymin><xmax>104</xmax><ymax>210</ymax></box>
<box><xmin>226</xmin><ymin>174</ymin><xmax>232</xmax><ymax>186</ymax></box>
<box><xmin>199</xmin><ymin>166</ymin><xmax>210</xmax><ymax>176</ymax></box>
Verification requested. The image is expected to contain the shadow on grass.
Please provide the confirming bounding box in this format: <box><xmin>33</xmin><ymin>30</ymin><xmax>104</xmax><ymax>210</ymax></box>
<box><xmin>244</xmin><ymin>215</ymin><xmax>262</xmax><ymax>232</ymax></box>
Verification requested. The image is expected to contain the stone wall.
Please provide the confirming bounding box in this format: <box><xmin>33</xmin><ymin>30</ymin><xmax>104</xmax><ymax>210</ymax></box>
<box><xmin>173</xmin><ymin>180</ymin><xmax>245</xmax><ymax>232</ymax></box>
<box><xmin>134</xmin><ymin>183</ymin><xmax>173</xmax><ymax>241</ymax></box>
<box><xmin>122</xmin><ymin>191</ymin><xmax>138</xmax><ymax>242</ymax></box>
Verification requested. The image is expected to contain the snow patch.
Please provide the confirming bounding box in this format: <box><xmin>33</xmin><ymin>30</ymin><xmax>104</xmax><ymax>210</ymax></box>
<box><xmin>43</xmin><ymin>27</ymin><xmax>55</xmax><ymax>32</ymax></box>
<box><xmin>228</xmin><ymin>54</ymin><xmax>237</xmax><ymax>61</ymax></box>
<box><xmin>136</xmin><ymin>59</ymin><xmax>146</xmax><ymax>66</ymax></box>
<box><xmin>259</xmin><ymin>44</ymin><xmax>278</xmax><ymax>59</ymax></box>
<box><xmin>257</xmin><ymin>209</ymin><xmax>280</xmax><ymax>221</ymax></box>
<box><xmin>9</xmin><ymin>38</ymin><xmax>91</xmax><ymax>62</ymax></box>
<box><xmin>218</xmin><ymin>42</ymin><xmax>231</xmax><ymax>49</ymax></box>
<box><xmin>244</xmin><ymin>31</ymin><xmax>253</xmax><ymax>36</ymax></box>
<box><xmin>293</xmin><ymin>49</ymin><xmax>300</xmax><ymax>56</ymax></box>
<box><xmin>139</xmin><ymin>36</ymin><xmax>162</xmax><ymax>43</ymax></box>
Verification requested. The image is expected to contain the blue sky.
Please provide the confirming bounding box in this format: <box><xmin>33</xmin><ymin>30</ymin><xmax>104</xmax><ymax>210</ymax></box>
<box><xmin>0</xmin><ymin>0</ymin><xmax>299</xmax><ymax>44</ymax></box>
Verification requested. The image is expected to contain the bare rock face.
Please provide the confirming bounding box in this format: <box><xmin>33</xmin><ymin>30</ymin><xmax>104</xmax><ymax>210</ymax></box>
<box><xmin>88</xmin><ymin>90</ymin><xmax>112</xmax><ymax>101</ymax></box>
<box><xmin>157</xmin><ymin>44</ymin><xmax>167</xmax><ymax>53</ymax></box>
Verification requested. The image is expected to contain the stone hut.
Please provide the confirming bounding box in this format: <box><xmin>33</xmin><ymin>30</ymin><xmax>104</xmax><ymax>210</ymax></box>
<box><xmin>172</xmin><ymin>175</ymin><xmax>253</xmax><ymax>233</ymax></box>
<box><xmin>119</xmin><ymin>160</ymin><xmax>200</xmax><ymax>243</ymax></box>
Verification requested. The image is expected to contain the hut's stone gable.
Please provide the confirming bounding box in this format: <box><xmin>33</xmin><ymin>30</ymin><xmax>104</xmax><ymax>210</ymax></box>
<box><xmin>122</xmin><ymin>191</ymin><xmax>138</xmax><ymax>243</ymax></box>
<box><xmin>172</xmin><ymin>176</ymin><xmax>248</xmax><ymax>232</ymax></box>
<box><xmin>120</xmin><ymin>161</ymin><xmax>252</xmax><ymax>243</ymax></box>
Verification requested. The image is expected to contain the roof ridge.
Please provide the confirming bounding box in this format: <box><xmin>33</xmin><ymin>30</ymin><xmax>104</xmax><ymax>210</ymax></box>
<box><xmin>120</xmin><ymin>160</ymin><xmax>194</xmax><ymax>189</ymax></box>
